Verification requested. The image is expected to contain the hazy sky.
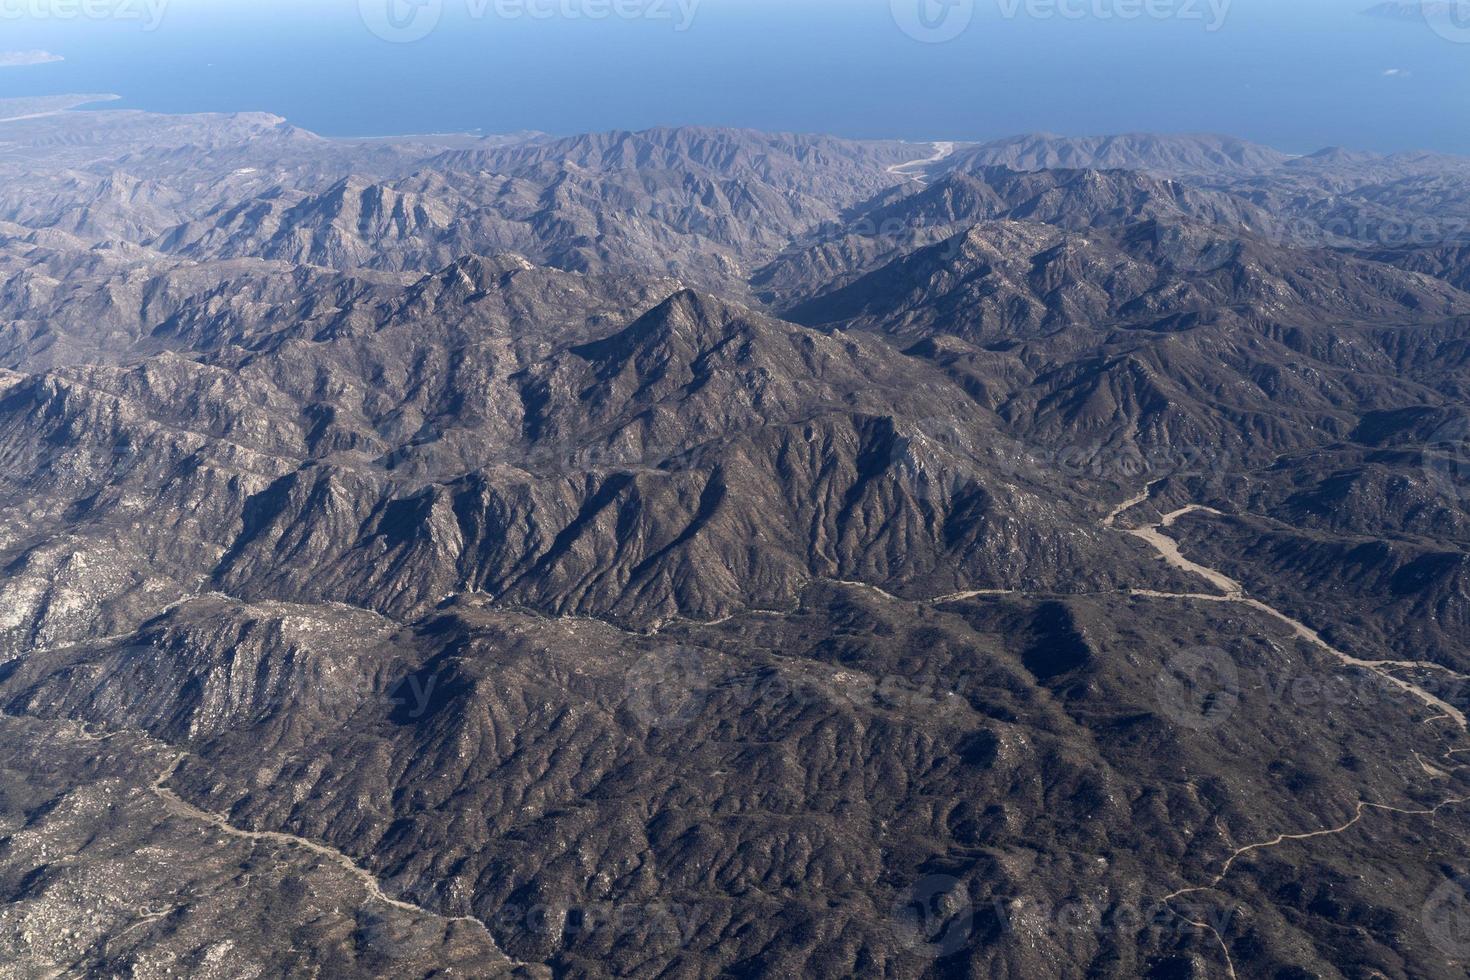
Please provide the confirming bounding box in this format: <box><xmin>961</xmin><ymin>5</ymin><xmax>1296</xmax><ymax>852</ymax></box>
<box><xmin>0</xmin><ymin>0</ymin><xmax>1466</xmax><ymax>153</ymax></box>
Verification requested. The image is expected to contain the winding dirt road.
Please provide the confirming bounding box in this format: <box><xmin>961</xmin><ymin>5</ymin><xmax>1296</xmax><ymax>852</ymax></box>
<box><xmin>886</xmin><ymin>141</ymin><xmax>956</xmax><ymax>185</ymax></box>
<box><xmin>1113</xmin><ymin>498</ymin><xmax>1467</xmax><ymax>729</ymax></box>
<box><xmin>1105</xmin><ymin>487</ymin><xmax>1470</xmax><ymax>979</ymax></box>
<box><xmin>44</xmin><ymin>482</ymin><xmax>1468</xmax><ymax>980</ymax></box>
<box><xmin>149</xmin><ymin>753</ymin><xmax>526</xmax><ymax>967</ymax></box>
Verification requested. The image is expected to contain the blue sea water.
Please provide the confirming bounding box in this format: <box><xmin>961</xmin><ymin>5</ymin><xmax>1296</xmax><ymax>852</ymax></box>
<box><xmin>0</xmin><ymin>0</ymin><xmax>1466</xmax><ymax>155</ymax></box>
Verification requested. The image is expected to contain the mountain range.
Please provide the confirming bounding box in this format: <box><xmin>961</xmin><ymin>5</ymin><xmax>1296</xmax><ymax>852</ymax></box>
<box><xmin>0</xmin><ymin>99</ymin><xmax>1468</xmax><ymax>978</ymax></box>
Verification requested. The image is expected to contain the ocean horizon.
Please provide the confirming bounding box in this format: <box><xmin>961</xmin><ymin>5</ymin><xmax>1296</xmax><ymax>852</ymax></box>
<box><xmin>1</xmin><ymin>0</ymin><xmax>1466</xmax><ymax>155</ymax></box>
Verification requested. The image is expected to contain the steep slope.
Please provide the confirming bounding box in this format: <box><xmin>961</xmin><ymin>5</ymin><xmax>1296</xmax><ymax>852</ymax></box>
<box><xmin>1</xmin><ymin>107</ymin><xmax>1470</xmax><ymax>980</ymax></box>
<box><xmin>206</xmin><ymin>289</ymin><xmax>1186</xmax><ymax>627</ymax></box>
<box><xmin>754</xmin><ymin>168</ymin><xmax>1279</xmax><ymax>308</ymax></box>
<box><xmin>789</xmin><ymin>219</ymin><xmax>1470</xmax><ymax>340</ymax></box>
<box><xmin>430</xmin><ymin>126</ymin><xmax>920</xmax><ymax>202</ymax></box>
<box><xmin>943</xmin><ymin>132</ymin><xmax>1292</xmax><ymax>177</ymax></box>
<box><xmin>1360</xmin><ymin>242</ymin><xmax>1470</xmax><ymax>292</ymax></box>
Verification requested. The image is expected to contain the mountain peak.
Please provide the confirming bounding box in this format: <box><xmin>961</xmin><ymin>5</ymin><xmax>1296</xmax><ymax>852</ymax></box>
<box><xmin>576</xmin><ymin>287</ymin><xmax>765</xmax><ymax>362</ymax></box>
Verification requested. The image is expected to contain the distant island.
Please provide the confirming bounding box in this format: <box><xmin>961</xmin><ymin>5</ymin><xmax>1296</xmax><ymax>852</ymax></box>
<box><xmin>0</xmin><ymin>50</ymin><xmax>63</xmax><ymax>69</ymax></box>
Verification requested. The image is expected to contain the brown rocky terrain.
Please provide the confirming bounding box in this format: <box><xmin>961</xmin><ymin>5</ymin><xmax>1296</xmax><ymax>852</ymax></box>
<box><xmin>0</xmin><ymin>104</ymin><xmax>1468</xmax><ymax>978</ymax></box>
